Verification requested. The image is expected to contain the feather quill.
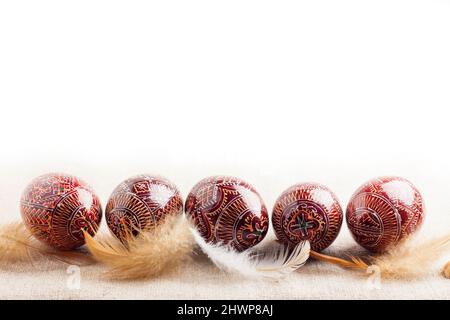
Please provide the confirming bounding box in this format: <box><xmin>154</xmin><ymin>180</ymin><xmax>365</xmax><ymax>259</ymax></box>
<box><xmin>190</xmin><ymin>227</ymin><xmax>310</xmax><ymax>279</ymax></box>
<box><xmin>309</xmin><ymin>250</ymin><xmax>369</xmax><ymax>270</ymax></box>
<box><xmin>83</xmin><ymin>214</ymin><xmax>195</xmax><ymax>280</ymax></box>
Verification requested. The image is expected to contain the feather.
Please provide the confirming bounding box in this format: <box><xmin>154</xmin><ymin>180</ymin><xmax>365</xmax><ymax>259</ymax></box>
<box><xmin>309</xmin><ymin>250</ymin><xmax>369</xmax><ymax>270</ymax></box>
<box><xmin>0</xmin><ymin>222</ymin><xmax>37</xmax><ymax>265</ymax></box>
<box><xmin>369</xmin><ymin>233</ymin><xmax>450</xmax><ymax>279</ymax></box>
<box><xmin>443</xmin><ymin>261</ymin><xmax>450</xmax><ymax>279</ymax></box>
<box><xmin>190</xmin><ymin>227</ymin><xmax>310</xmax><ymax>279</ymax></box>
<box><xmin>0</xmin><ymin>221</ymin><xmax>93</xmax><ymax>267</ymax></box>
<box><xmin>310</xmin><ymin>233</ymin><xmax>450</xmax><ymax>279</ymax></box>
<box><xmin>83</xmin><ymin>214</ymin><xmax>195</xmax><ymax>280</ymax></box>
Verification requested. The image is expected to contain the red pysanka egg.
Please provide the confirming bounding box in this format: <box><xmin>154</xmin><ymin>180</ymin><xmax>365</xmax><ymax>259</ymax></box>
<box><xmin>272</xmin><ymin>183</ymin><xmax>343</xmax><ymax>252</ymax></box>
<box><xmin>346</xmin><ymin>176</ymin><xmax>425</xmax><ymax>253</ymax></box>
<box><xmin>105</xmin><ymin>175</ymin><xmax>183</xmax><ymax>242</ymax></box>
<box><xmin>20</xmin><ymin>173</ymin><xmax>102</xmax><ymax>250</ymax></box>
<box><xmin>185</xmin><ymin>176</ymin><xmax>269</xmax><ymax>251</ymax></box>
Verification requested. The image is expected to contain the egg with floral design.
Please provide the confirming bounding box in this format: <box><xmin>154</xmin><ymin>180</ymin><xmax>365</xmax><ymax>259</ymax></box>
<box><xmin>272</xmin><ymin>182</ymin><xmax>343</xmax><ymax>252</ymax></box>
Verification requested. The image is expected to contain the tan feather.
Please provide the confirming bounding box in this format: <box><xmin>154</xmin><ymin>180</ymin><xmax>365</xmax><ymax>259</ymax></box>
<box><xmin>83</xmin><ymin>214</ymin><xmax>195</xmax><ymax>280</ymax></box>
<box><xmin>0</xmin><ymin>221</ymin><xmax>93</xmax><ymax>267</ymax></box>
<box><xmin>370</xmin><ymin>233</ymin><xmax>450</xmax><ymax>279</ymax></box>
<box><xmin>442</xmin><ymin>261</ymin><xmax>450</xmax><ymax>279</ymax></box>
<box><xmin>0</xmin><ymin>222</ymin><xmax>37</xmax><ymax>265</ymax></box>
<box><xmin>310</xmin><ymin>233</ymin><xmax>450</xmax><ymax>279</ymax></box>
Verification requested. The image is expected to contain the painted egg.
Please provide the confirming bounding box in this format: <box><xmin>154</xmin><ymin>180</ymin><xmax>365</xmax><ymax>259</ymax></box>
<box><xmin>185</xmin><ymin>176</ymin><xmax>269</xmax><ymax>251</ymax></box>
<box><xmin>105</xmin><ymin>175</ymin><xmax>183</xmax><ymax>242</ymax></box>
<box><xmin>20</xmin><ymin>173</ymin><xmax>102</xmax><ymax>250</ymax></box>
<box><xmin>346</xmin><ymin>176</ymin><xmax>425</xmax><ymax>253</ymax></box>
<box><xmin>272</xmin><ymin>183</ymin><xmax>343</xmax><ymax>252</ymax></box>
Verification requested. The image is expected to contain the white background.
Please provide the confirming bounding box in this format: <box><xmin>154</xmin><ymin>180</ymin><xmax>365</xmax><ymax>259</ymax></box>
<box><xmin>0</xmin><ymin>0</ymin><xmax>449</xmax><ymax>234</ymax></box>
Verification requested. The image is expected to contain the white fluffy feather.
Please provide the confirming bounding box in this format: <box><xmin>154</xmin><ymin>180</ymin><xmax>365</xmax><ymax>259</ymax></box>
<box><xmin>190</xmin><ymin>227</ymin><xmax>310</xmax><ymax>279</ymax></box>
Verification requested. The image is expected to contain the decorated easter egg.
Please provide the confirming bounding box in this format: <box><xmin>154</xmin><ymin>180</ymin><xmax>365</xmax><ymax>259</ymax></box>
<box><xmin>346</xmin><ymin>176</ymin><xmax>425</xmax><ymax>253</ymax></box>
<box><xmin>105</xmin><ymin>175</ymin><xmax>183</xmax><ymax>242</ymax></box>
<box><xmin>20</xmin><ymin>173</ymin><xmax>102</xmax><ymax>250</ymax></box>
<box><xmin>272</xmin><ymin>183</ymin><xmax>343</xmax><ymax>252</ymax></box>
<box><xmin>185</xmin><ymin>176</ymin><xmax>269</xmax><ymax>251</ymax></box>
